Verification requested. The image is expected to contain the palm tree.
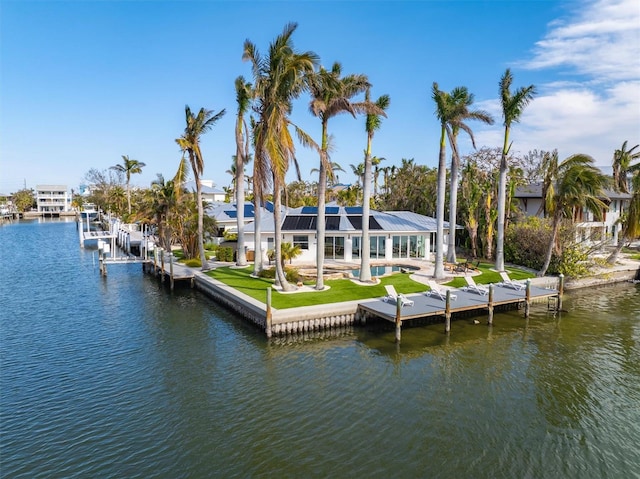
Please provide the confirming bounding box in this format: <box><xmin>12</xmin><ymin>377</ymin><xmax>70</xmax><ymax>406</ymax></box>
<box><xmin>538</xmin><ymin>152</ymin><xmax>608</xmax><ymax>277</ymax></box>
<box><xmin>431</xmin><ymin>82</ymin><xmax>454</xmax><ymax>279</ymax></box>
<box><xmin>243</xmin><ymin>22</ymin><xmax>318</xmax><ymax>291</ymax></box>
<box><xmin>110</xmin><ymin>155</ymin><xmax>146</xmax><ymax>216</ymax></box>
<box><xmin>350</xmin><ymin>162</ymin><xmax>365</xmax><ymax>187</ymax></box>
<box><xmin>445</xmin><ymin>87</ymin><xmax>494</xmax><ymax>264</ymax></box>
<box><xmin>176</xmin><ymin>105</ymin><xmax>226</xmax><ymax>270</ymax></box>
<box><xmin>234</xmin><ymin>76</ymin><xmax>253</xmax><ymax>267</ymax></box>
<box><xmin>307</xmin><ymin>62</ymin><xmax>371</xmax><ymax>290</ymax></box>
<box><xmin>608</xmin><ymin>142</ymin><xmax>640</xmax><ymax>263</ymax></box>
<box><xmin>495</xmin><ymin>69</ymin><xmax>536</xmax><ymax>272</ymax></box>
<box><xmin>360</xmin><ymin>89</ymin><xmax>390</xmax><ymax>283</ymax></box>
<box><xmin>612</xmin><ymin>140</ymin><xmax>640</xmax><ymax>194</ymax></box>
<box><xmin>372</xmin><ymin>156</ymin><xmax>385</xmax><ymax>197</ymax></box>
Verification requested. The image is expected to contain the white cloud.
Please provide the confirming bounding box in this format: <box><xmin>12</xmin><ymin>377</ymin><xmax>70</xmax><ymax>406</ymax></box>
<box><xmin>523</xmin><ymin>0</ymin><xmax>640</xmax><ymax>82</ymax></box>
<box><xmin>467</xmin><ymin>0</ymin><xmax>640</xmax><ymax>167</ymax></box>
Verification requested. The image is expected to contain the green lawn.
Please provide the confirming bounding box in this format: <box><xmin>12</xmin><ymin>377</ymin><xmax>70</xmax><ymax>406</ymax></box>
<box><xmin>207</xmin><ymin>262</ymin><xmax>535</xmax><ymax>309</ymax></box>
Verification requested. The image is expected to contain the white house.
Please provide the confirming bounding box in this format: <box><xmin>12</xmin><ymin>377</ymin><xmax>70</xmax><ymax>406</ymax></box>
<box><xmin>212</xmin><ymin>203</ymin><xmax>455</xmax><ymax>263</ymax></box>
<box><xmin>36</xmin><ymin>185</ymin><xmax>71</xmax><ymax>214</ymax></box>
<box><xmin>184</xmin><ymin>180</ymin><xmax>227</xmax><ymax>202</ymax></box>
<box><xmin>514</xmin><ymin>183</ymin><xmax>632</xmax><ymax>246</ymax></box>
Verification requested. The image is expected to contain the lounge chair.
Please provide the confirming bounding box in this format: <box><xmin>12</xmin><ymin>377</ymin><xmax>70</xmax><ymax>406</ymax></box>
<box><xmin>498</xmin><ymin>271</ymin><xmax>526</xmax><ymax>291</ymax></box>
<box><xmin>426</xmin><ymin>280</ymin><xmax>457</xmax><ymax>301</ymax></box>
<box><xmin>382</xmin><ymin>285</ymin><xmax>414</xmax><ymax>307</ymax></box>
<box><xmin>462</xmin><ymin>275</ymin><xmax>489</xmax><ymax>296</ymax></box>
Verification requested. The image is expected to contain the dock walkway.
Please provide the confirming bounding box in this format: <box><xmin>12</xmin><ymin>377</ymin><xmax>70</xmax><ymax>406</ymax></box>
<box><xmin>358</xmin><ymin>284</ymin><xmax>557</xmax><ymax>323</ymax></box>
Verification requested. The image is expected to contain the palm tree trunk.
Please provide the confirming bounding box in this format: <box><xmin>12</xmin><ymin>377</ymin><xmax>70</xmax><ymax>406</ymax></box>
<box><xmin>434</xmin><ymin>127</ymin><xmax>447</xmax><ymax>279</ymax></box>
<box><xmin>273</xmin><ymin>184</ymin><xmax>293</xmax><ymax>291</ymax></box>
<box><xmin>316</xmin><ymin>160</ymin><xmax>327</xmax><ymax>290</ymax></box>
<box><xmin>195</xmin><ymin>175</ymin><xmax>208</xmax><ymax>271</ymax></box>
<box><xmin>446</xmin><ymin>151</ymin><xmax>459</xmax><ymax>264</ymax></box>
<box><xmin>539</xmin><ymin>216</ymin><xmax>560</xmax><ymax>277</ymax></box>
<box><xmin>236</xmin><ymin>158</ymin><xmax>247</xmax><ymax>266</ymax></box>
<box><xmin>253</xmin><ymin>197</ymin><xmax>263</xmax><ymax>276</ymax></box>
<box><xmin>495</xmin><ymin>127</ymin><xmax>510</xmax><ymax>272</ymax></box>
<box><xmin>360</xmin><ymin>135</ymin><xmax>373</xmax><ymax>283</ymax></box>
<box><xmin>606</xmin><ymin>235</ymin><xmax>625</xmax><ymax>264</ymax></box>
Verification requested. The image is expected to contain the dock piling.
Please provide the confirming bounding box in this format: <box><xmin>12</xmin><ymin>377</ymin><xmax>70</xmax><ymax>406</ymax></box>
<box><xmin>557</xmin><ymin>274</ymin><xmax>564</xmax><ymax>311</ymax></box>
<box><xmin>488</xmin><ymin>284</ymin><xmax>494</xmax><ymax>325</ymax></box>
<box><xmin>445</xmin><ymin>290</ymin><xmax>452</xmax><ymax>333</ymax></box>
<box><xmin>395</xmin><ymin>300</ymin><xmax>402</xmax><ymax>343</ymax></box>
<box><xmin>524</xmin><ymin>279</ymin><xmax>532</xmax><ymax>317</ymax></box>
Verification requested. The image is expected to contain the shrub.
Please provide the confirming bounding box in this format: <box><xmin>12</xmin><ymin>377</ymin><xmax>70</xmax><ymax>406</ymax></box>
<box><xmin>216</xmin><ymin>246</ymin><xmax>234</xmax><ymax>262</ymax></box>
<box><xmin>184</xmin><ymin>258</ymin><xmax>201</xmax><ymax>267</ymax></box>
<box><xmin>257</xmin><ymin>266</ymin><xmax>300</xmax><ymax>283</ymax></box>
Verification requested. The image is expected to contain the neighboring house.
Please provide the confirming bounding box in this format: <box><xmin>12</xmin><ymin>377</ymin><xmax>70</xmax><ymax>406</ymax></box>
<box><xmin>514</xmin><ymin>183</ymin><xmax>632</xmax><ymax>246</ymax></box>
<box><xmin>184</xmin><ymin>180</ymin><xmax>227</xmax><ymax>203</ymax></box>
<box><xmin>36</xmin><ymin>185</ymin><xmax>71</xmax><ymax>214</ymax></box>
<box><xmin>225</xmin><ymin>204</ymin><xmax>454</xmax><ymax>263</ymax></box>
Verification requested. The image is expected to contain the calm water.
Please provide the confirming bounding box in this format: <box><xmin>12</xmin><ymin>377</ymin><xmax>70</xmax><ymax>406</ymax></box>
<box><xmin>1</xmin><ymin>219</ymin><xmax>639</xmax><ymax>478</ymax></box>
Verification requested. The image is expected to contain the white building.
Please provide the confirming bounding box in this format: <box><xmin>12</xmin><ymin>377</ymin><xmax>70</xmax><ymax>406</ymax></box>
<box><xmin>36</xmin><ymin>185</ymin><xmax>71</xmax><ymax>214</ymax></box>
<box><xmin>514</xmin><ymin>183</ymin><xmax>632</xmax><ymax>246</ymax></box>
<box><xmin>211</xmin><ymin>203</ymin><xmax>456</xmax><ymax>263</ymax></box>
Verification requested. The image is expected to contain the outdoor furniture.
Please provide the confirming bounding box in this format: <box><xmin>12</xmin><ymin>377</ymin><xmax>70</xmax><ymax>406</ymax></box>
<box><xmin>498</xmin><ymin>271</ymin><xmax>526</xmax><ymax>291</ymax></box>
<box><xmin>426</xmin><ymin>280</ymin><xmax>457</xmax><ymax>301</ymax></box>
<box><xmin>462</xmin><ymin>275</ymin><xmax>489</xmax><ymax>296</ymax></box>
<box><xmin>382</xmin><ymin>285</ymin><xmax>414</xmax><ymax>307</ymax></box>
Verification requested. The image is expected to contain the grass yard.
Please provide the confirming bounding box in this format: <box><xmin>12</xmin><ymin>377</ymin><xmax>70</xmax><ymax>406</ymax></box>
<box><xmin>207</xmin><ymin>262</ymin><xmax>535</xmax><ymax>310</ymax></box>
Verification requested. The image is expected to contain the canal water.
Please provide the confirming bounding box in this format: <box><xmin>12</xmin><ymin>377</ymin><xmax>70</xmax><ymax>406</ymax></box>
<box><xmin>1</xmin><ymin>219</ymin><xmax>639</xmax><ymax>478</ymax></box>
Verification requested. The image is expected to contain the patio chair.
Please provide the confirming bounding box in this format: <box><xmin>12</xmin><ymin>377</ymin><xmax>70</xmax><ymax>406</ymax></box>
<box><xmin>462</xmin><ymin>275</ymin><xmax>489</xmax><ymax>296</ymax></box>
<box><xmin>426</xmin><ymin>280</ymin><xmax>457</xmax><ymax>301</ymax></box>
<box><xmin>382</xmin><ymin>285</ymin><xmax>414</xmax><ymax>307</ymax></box>
<box><xmin>498</xmin><ymin>271</ymin><xmax>526</xmax><ymax>291</ymax></box>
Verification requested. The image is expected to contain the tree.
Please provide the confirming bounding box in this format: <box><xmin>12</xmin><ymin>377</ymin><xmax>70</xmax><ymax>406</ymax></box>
<box><xmin>11</xmin><ymin>188</ymin><xmax>35</xmax><ymax>212</ymax></box>
<box><xmin>307</xmin><ymin>63</ymin><xmax>371</xmax><ymax>289</ymax></box>
<box><xmin>432</xmin><ymin>82</ymin><xmax>454</xmax><ymax>279</ymax></box>
<box><xmin>607</xmin><ymin>142</ymin><xmax>640</xmax><ymax>263</ymax></box>
<box><xmin>612</xmin><ymin>140</ymin><xmax>640</xmax><ymax>194</ymax></box>
<box><xmin>234</xmin><ymin>76</ymin><xmax>253</xmax><ymax>266</ymax></box>
<box><xmin>360</xmin><ymin>89</ymin><xmax>390</xmax><ymax>283</ymax></box>
<box><xmin>243</xmin><ymin>22</ymin><xmax>318</xmax><ymax>291</ymax></box>
<box><xmin>176</xmin><ymin>105</ymin><xmax>226</xmax><ymax>271</ymax></box>
<box><xmin>496</xmin><ymin>69</ymin><xmax>536</xmax><ymax>272</ymax></box>
<box><xmin>538</xmin><ymin>152</ymin><xmax>608</xmax><ymax>277</ymax></box>
<box><xmin>110</xmin><ymin>155</ymin><xmax>146</xmax><ymax>216</ymax></box>
<box><xmin>444</xmin><ymin>87</ymin><xmax>494</xmax><ymax>264</ymax></box>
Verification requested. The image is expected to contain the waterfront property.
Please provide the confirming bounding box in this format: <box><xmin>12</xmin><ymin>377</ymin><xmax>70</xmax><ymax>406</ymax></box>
<box><xmin>213</xmin><ymin>203</ymin><xmax>460</xmax><ymax>263</ymax></box>
<box><xmin>36</xmin><ymin>184</ymin><xmax>72</xmax><ymax>216</ymax></box>
<box><xmin>514</xmin><ymin>182</ymin><xmax>633</xmax><ymax>246</ymax></box>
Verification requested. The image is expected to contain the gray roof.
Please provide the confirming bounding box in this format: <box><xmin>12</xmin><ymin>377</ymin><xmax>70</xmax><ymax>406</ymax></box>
<box><xmin>515</xmin><ymin>182</ymin><xmax>632</xmax><ymax>200</ymax></box>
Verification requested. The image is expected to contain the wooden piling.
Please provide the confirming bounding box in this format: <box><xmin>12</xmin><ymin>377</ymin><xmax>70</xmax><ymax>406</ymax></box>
<box><xmin>445</xmin><ymin>290</ymin><xmax>452</xmax><ymax>333</ymax></box>
<box><xmin>557</xmin><ymin>274</ymin><xmax>564</xmax><ymax>311</ymax></box>
<box><xmin>160</xmin><ymin>249</ymin><xmax>165</xmax><ymax>282</ymax></box>
<box><xmin>169</xmin><ymin>254</ymin><xmax>174</xmax><ymax>290</ymax></box>
<box><xmin>266</xmin><ymin>288</ymin><xmax>273</xmax><ymax>338</ymax></box>
<box><xmin>488</xmin><ymin>284</ymin><xmax>494</xmax><ymax>325</ymax></box>
<box><xmin>395</xmin><ymin>299</ymin><xmax>402</xmax><ymax>343</ymax></box>
<box><xmin>524</xmin><ymin>279</ymin><xmax>531</xmax><ymax>318</ymax></box>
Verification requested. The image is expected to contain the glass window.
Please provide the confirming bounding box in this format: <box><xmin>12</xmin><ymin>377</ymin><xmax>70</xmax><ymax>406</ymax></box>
<box><xmin>293</xmin><ymin>235</ymin><xmax>309</xmax><ymax>250</ymax></box>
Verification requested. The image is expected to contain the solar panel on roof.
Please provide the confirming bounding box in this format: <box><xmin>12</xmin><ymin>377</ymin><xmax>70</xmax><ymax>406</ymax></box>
<box><xmin>345</xmin><ymin>206</ymin><xmax>362</xmax><ymax>214</ymax></box>
<box><xmin>347</xmin><ymin>216</ymin><xmax>382</xmax><ymax>230</ymax></box>
<box><xmin>326</xmin><ymin>216</ymin><xmax>340</xmax><ymax>230</ymax></box>
<box><xmin>224</xmin><ymin>210</ymin><xmax>237</xmax><ymax>219</ymax></box>
<box><xmin>301</xmin><ymin>206</ymin><xmax>317</xmax><ymax>215</ymax></box>
<box><xmin>325</xmin><ymin>207</ymin><xmax>339</xmax><ymax>215</ymax></box>
<box><xmin>282</xmin><ymin>215</ymin><xmax>315</xmax><ymax>230</ymax></box>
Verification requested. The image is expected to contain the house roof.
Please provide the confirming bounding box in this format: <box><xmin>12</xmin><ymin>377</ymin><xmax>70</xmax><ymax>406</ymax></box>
<box><xmin>514</xmin><ymin>182</ymin><xmax>632</xmax><ymax>200</ymax></box>
<box><xmin>241</xmin><ymin>204</ymin><xmax>453</xmax><ymax>234</ymax></box>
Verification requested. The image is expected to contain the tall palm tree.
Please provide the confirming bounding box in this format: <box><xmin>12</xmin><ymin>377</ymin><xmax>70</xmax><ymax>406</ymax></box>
<box><xmin>495</xmin><ymin>69</ymin><xmax>536</xmax><ymax>272</ymax></box>
<box><xmin>612</xmin><ymin>140</ymin><xmax>640</xmax><ymax>194</ymax></box>
<box><xmin>372</xmin><ymin>156</ymin><xmax>385</xmax><ymax>197</ymax></box>
<box><xmin>307</xmin><ymin>62</ymin><xmax>371</xmax><ymax>290</ymax></box>
<box><xmin>360</xmin><ymin>89</ymin><xmax>390</xmax><ymax>283</ymax></box>
<box><xmin>243</xmin><ymin>22</ymin><xmax>318</xmax><ymax>291</ymax></box>
<box><xmin>110</xmin><ymin>155</ymin><xmax>146</xmax><ymax>216</ymax></box>
<box><xmin>432</xmin><ymin>82</ymin><xmax>456</xmax><ymax>279</ymax></box>
<box><xmin>176</xmin><ymin>105</ymin><xmax>226</xmax><ymax>270</ymax></box>
<box><xmin>445</xmin><ymin>87</ymin><xmax>494</xmax><ymax>264</ymax></box>
<box><xmin>538</xmin><ymin>152</ymin><xmax>608</xmax><ymax>277</ymax></box>
<box><xmin>234</xmin><ymin>76</ymin><xmax>253</xmax><ymax>267</ymax></box>
<box><xmin>608</xmin><ymin>141</ymin><xmax>640</xmax><ymax>263</ymax></box>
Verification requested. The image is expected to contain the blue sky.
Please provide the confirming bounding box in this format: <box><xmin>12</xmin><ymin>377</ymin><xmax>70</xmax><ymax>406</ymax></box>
<box><xmin>1</xmin><ymin>0</ymin><xmax>639</xmax><ymax>195</ymax></box>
